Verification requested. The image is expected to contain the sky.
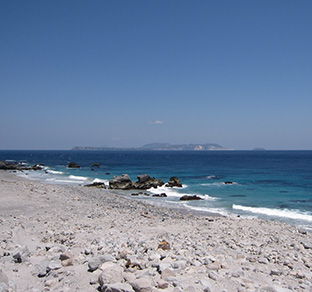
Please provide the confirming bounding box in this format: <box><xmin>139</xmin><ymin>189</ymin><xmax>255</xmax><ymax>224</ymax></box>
<box><xmin>1</xmin><ymin>0</ymin><xmax>312</xmax><ymax>150</ymax></box>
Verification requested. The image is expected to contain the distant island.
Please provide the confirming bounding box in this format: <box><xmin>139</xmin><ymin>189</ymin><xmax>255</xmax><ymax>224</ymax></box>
<box><xmin>72</xmin><ymin>143</ymin><xmax>233</xmax><ymax>151</ymax></box>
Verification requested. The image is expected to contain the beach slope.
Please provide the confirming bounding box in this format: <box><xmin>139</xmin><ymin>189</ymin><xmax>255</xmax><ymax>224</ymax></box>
<box><xmin>0</xmin><ymin>170</ymin><xmax>311</xmax><ymax>291</ymax></box>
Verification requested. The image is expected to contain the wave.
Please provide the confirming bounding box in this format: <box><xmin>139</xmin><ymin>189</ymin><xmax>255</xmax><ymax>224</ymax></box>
<box><xmin>46</xmin><ymin>170</ymin><xmax>65</xmax><ymax>175</ymax></box>
<box><xmin>69</xmin><ymin>175</ymin><xmax>90</xmax><ymax>181</ymax></box>
<box><xmin>233</xmin><ymin>204</ymin><xmax>312</xmax><ymax>222</ymax></box>
<box><xmin>148</xmin><ymin>185</ymin><xmax>183</xmax><ymax>197</ymax></box>
<box><xmin>182</xmin><ymin>205</ymin><xmax>230</xmax><ymax>216</ymax></box>
<box><xmin>92</xmin><ymin>178</ymin><xmax>110</xmax><ymax>185</ymax></box>
<box><xmin>201</xmin><ymin>182</ymin><xmax>238</xmax><ymax>187</ymax></box>
<box><xmin>148</xmin><ymin>185</ymin><xmax>219</xmax><ymax>201</ymax></box>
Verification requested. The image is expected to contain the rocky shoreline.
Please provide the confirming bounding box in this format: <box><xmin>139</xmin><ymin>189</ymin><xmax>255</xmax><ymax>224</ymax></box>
<box><xmin>0</xmin><ymin>170</ymin><xmax>312</xmax><ymax>292</ymax></box>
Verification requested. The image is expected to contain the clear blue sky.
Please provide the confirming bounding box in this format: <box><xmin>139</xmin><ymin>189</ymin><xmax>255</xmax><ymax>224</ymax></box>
<box><xmin>1</xmin><ymin>0</ymin><xmax>311</xmax><ymax>150</ymax></box>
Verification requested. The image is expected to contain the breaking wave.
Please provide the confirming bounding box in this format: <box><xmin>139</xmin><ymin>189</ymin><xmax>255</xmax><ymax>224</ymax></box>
<box><xmin>233</xmin><ymin>204</ymin><xmax>312</xmax><ymax>222</ymax></box>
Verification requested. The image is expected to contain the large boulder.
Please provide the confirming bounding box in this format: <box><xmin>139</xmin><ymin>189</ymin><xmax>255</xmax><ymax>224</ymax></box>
<box><xmin>132</xmin><ymin>175</ymin><xmax>164</xmax><ymax>190</ymax></box>
<box><xmin>98</xmin><ymin>262</ymin><xmax>124</xmax><ymax>287</ymax></box>
<box><xmin>68</xmin><ymin>161</ymin><xmax>80</xmax><ymax>168</ymax></box>
<box><xmin>165</xmin><ymin>176</ymin><xmax>182</xmax><ymax>188</ymax></box>
<box><xmin>109</xmin><ymin>174</ymin><xmax>133</xmax><ymax>190</ymax></box>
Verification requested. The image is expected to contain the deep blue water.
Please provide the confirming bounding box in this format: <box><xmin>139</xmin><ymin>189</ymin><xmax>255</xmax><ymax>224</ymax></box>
<box><xmin>1</xmin><ymin>150</ymin><xmax>312</xmax><ymax>229</ymax></box>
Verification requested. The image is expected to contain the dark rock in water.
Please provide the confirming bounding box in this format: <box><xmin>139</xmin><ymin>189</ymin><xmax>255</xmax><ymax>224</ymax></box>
<box><xmin>180</xmin><ymin>195</ymin><xmax>203</xmax><ymax>201</ymax></box>
<box><xmin>165</xmin><ymin>176</ymin><xmax>182</xmax><ymax>188</ymax></box>
<box><xmin>152</xmin><ymin>193</ymin><xmax>167</xmax><ymax>197</ymax></box>
<box><xmin>30</xmin><ymin>164</ymin><xmax>44</xmax><ymax>171</ymax></box>
<box><xmin>109</xmin><ymin>174</ymin><xmax>133</xmax><ymax>190</ymax></box>
<box><xmin>92</xmin><ymin>163</ymin><xmax>100</xmax><ymax>167</ymax></box>
<box><xmin>105</xmin><ymin>172</ymin><xmax>110</xmax><ymax>175</ymax></box>
<box><xmin>277</xmin><ymin>204</ymin><xmax>290</xmax><ymax>209</ymax></box>
<box><xmin>109</xmin><ymin>174</ymin><xmax>164</xmax><ymax>190</ymax></box>
<box><xmin>224</xmin><ymin>181</ymin><xmax>233</xmax><ymax>184</ymax></box>
<box><xmin>84</xmin><ymin>182</ymin><xmax>106</xmax><ymax>189</ymax></box>
<box><xmin>68</xmin><ymin>161</ymin><xmax>80</xmax><ymax>168</ymax></box>
<box><xmin>132</xmin><ymin>174</ymin><xmax>164</xmax><ymax>190</ymax></box>
<box><xmin>0</xmin><ymin>161</ymin><xmax>20</xmax><ymax>170</ymax></box>
<box><xmin>131</xmin><ymin>193</ymin><xmax>139</xmax><ymax>196</ymax></box>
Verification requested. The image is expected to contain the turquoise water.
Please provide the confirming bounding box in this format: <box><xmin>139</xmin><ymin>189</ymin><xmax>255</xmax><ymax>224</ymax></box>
<box><xmin>1</xmin><ymin>150</ymin><xmax>312</xmax><ymax>229</ymax></box>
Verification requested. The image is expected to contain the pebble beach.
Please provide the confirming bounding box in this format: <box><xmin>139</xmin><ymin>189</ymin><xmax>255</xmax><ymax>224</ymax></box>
<box><xmin>1</xmin><ymin>170</ymin><xmax>312</xmax><ymax>292</ymax></box>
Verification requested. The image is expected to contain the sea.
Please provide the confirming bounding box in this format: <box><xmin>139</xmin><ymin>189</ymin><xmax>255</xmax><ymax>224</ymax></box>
<box><xmin>1</xmin><ymin>150</ymin><xmax>312</xmax><ymax>231</ymax></box>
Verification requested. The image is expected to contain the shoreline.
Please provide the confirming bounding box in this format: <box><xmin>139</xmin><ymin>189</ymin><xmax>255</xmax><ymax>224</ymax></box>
<box><xmin>1</xmin><ymin>170</ymin><xmax>312</xmax><ymax>291</ymax></box>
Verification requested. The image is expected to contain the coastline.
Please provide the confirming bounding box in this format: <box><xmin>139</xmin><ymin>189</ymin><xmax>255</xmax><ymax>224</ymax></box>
<box><xmin>1</xmin><ymin>170</ymin><xmax>312</xmax><ymax>291</ymax></box>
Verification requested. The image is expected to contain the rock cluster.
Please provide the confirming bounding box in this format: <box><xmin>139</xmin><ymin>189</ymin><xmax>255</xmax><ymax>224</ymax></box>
<box><xmin>109</xmin><ymin>174</ymin><xmax>165</xmax><ymax>190</ymax></box>
<box><xmin>0</xmin><ymin>161</ymin><xmax>44</xmax><ymax>171</ymax></box>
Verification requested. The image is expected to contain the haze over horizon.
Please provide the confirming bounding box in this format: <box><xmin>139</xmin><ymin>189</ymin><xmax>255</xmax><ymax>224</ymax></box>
<box><xmin>1</xmin><ymin>1</ymin><xmax>312</xmax><ymax>150</ymax></box>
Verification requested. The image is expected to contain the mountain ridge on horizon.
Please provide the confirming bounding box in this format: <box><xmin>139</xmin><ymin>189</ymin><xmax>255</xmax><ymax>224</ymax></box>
<box><xmin>72</xmin><ymin>143</ymin><xmax>233</xmax><ymax>151</ymax></box>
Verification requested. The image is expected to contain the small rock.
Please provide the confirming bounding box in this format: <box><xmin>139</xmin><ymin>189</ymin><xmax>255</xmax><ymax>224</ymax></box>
<box><xmin>0</xmin><ymin>270</ymin><xmax>9</xmax><ymax>288</ymax></box>
<box><xmin>157</xmin><ymin>241</ymin><xmax>171</xmax><ymax>251</ymax></box>
<box><xmin>130</xmin><ymin>278</ymin><xmax>153</xmax><ymax>292</ymax></box>
<box><xmin>37</xmin><ymin>261</ymin><xmax>50</xmax><ymax>277</ymax></box>
<box><xmin>258</xmin><ymin>258</ymin><xmax>269</xmax><ymax>264</ymax></box>
<box><xmin>98</xmin><ymin>262</ymin><xmax>124</xmax><ymax>286</ymax></box>
<box><xmin>301</xmin><ymin>241</ymin><xmax>312</xmax><ymax>249</ymax></box>
<box><xmin>157</xmin><ymin>279</ymin><xmax>169</xmax><ymax>289</ymax></box>
<box><xmin>101</xmin><ymin>282</ymin><xmax>135</xmax><ymax>292</ymax></box>
<box><xmin>48</xmin><ymin>260</ymin><xmax>62</xmax><ymax>270</ymax></box>
<box><xmin>270</xmin><ymin>269</ymin><xmax>282</xmax><ymax>276</ymax></box>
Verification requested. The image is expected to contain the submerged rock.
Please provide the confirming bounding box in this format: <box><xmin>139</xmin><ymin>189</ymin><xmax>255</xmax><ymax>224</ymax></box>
<box><xmin>68</xmin><ymin>161</ymin><xmax>80</xmax><ymax>168</ymax></box>
<box><xmin>179</xmin><ymin>195</ymin><xmax>203</xmax><ymax>201</ymax></box>
<box><xmin>152</xmin><ymin>193</ymin><xmax>167</xmax><ymax>197</ymax></box>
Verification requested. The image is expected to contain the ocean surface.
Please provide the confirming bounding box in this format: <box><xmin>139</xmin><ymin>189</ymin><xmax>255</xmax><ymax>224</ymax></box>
<box><xmin>1</xmin><ymin>150</ymin><xmax>312</xmax><ymax>230</ymax></box>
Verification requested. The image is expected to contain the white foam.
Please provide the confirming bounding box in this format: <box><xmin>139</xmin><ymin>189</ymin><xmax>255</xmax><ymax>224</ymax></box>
<box><xmin>201</xmin><ymin>194</ymin><xmax>219</xmax><ymax>201</ymax></box>
<box><xmin>69</xmin><ymin>175</ymin><xmax>89</xmax><ymax>181</ymax></box>
<box><xmin>92</xmin><ymin>178</ymin><xmax>110</xmax><ymax>185</ymax></box>
<box><xmin>46</xmin><ymin>178</ymin><xmax>85</xmax><ymax>184</ymax></box>
<box><xmin>149</xmin><ymin>185</ymin><xmax>183</xmax><ymax>197</ymax></box>
<box><xmin>201</xmin><ymin>182</ymin><xmax>238</xmax><ymax>187</ymax></box>
<box><xmin>46</xmin><ymin>170</ymin><xmax>65</xmax><ymax>175</ymax></box>
<box><xmin>183</xmin><ymin>204</ymin><xmax>230</xmax><ymax>216</ymax></box>
<box><xmin>233</xmin><ymin>204</ymin><xmax>312</xmax><ymax>222</ymax></box>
